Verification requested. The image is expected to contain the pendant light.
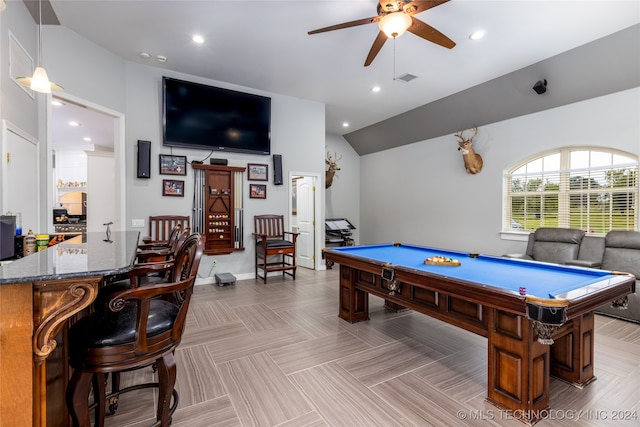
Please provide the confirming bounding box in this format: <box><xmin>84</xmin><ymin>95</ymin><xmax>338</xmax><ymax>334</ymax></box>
<box><xmin>16</xmin><ymin>0</ymin><xmax>63</xmax><ymax>93</ymax></box>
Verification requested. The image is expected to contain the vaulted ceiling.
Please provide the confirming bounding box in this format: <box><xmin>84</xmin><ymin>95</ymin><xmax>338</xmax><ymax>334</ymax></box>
<box><xmin>22</xmin><ymin>1</ymin><xmax>640</xmax><ymax>154</ymax></box>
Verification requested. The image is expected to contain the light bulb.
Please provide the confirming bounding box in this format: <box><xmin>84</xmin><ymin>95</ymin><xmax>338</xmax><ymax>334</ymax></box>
<box><xmin>379</xmin><ymin>12</ymin><xmax>412</xmax><ymax>38</ymax></box>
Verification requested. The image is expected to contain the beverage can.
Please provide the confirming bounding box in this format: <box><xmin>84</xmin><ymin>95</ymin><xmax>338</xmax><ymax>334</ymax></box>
<box><xmin>36</xmin><ymin>234</ymin><xmax>50</xmax><ymax>252</ymax></box>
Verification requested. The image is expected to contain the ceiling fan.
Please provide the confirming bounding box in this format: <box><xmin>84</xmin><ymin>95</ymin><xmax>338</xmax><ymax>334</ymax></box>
<box><xmin>308</xmin><ymin>0</ymin><xmax>455</xmax><ymax>66</ymax></box>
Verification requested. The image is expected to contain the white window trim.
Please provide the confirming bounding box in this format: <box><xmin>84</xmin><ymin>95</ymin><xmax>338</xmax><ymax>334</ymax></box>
<box><xmin>502</xmin><ymin>146</ymin><xmax>638</xmax><ymax>239</ymax></box>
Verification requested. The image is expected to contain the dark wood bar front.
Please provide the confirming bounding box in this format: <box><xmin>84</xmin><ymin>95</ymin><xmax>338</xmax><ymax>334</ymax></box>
<box><xmin>0</xmin><ymin>232</ymin><xmax>139</xmax><ymax>427</ymax></box>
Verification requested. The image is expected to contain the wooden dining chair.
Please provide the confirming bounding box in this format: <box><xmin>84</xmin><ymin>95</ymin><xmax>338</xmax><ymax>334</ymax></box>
<box><xmin>145</xmin><ymin>215</ymin><xmax>190</xmax><ymax>244</ymax></box>
<box><xmin>253</xmin><ymin>214</ymin><xmax>298</xmax><ymax>284</ymax></box>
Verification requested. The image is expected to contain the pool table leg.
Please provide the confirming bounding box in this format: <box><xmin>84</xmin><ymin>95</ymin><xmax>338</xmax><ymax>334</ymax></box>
<box><xmin>549</xmin><ymin>312</ymin><xmax>596</xmax><ymax>387</ymax></box>
<box><xmin>338</xmin><ymin>266</ymin><xmax>369</xmax><ymax>323</ymax></box>
<box><xmin>487</xmin><ymin>308</ymin><xmax>550</xmax><ymax>424</ymax></box>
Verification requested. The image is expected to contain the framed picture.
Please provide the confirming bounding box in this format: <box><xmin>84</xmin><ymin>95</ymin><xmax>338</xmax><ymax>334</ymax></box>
<box><xmin>162</xmin><ymin>179</ymin><xmax>184</xmax><ymax>197</ymax></box>
<box><xmin>159</xmin><ymin>155</ymin><xmax>187</xmax><ymax>176</ymax></box>
<box><xmin>249</xmin><ymin>183</ymin><xmax>267</xmax><ymax>199</ymax></box>
<box><xmin>247</xmin><ymin>163</ymin><xmax>268</xmax><ymax>181</ymax></box>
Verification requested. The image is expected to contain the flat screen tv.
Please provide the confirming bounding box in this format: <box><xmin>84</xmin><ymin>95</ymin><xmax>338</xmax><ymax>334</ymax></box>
<box><xmin>162</xmin><ymin>76</ymin><xmax>271</xmax><ymax>155</ymax></box>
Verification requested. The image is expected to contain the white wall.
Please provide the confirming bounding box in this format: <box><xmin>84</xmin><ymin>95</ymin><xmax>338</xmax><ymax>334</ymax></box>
<box><xmin>3</xmin><ymin>2</ymin><xmax>637</xmax><ymax>276</ymax></box>
<box><xmin>360</xmin><ymin>88</ymin><xmax>640</xmax><ymax>256</ymax></box>
<box><xmin>0</xmin><ymin>3</ymin><xmax>38</xmax><ymax>139</ymax></box>
<box><xmin>325</xmin><ymin>133</ymin><xmax>360</xmax><ymax>245</ymax></box>
<box><xmin>124</xmin><ymin>62</ymin><xmax>325</xmax><ymax>277</ymax></box>
<box><xmin>44</xmin><ymin>26</ymin><xmax>127</xmax><ymax>114</ymax></box>
<box><xmin>1</xmin><ymin>4</ymin><xmax>325</xmax><ymax>279</ymax></box>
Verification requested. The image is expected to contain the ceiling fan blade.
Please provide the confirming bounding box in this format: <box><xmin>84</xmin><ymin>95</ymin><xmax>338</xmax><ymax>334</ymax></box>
<box><xmin>364</xmin><ymin>31</ymin><xmax>388</xmax><ymax>67</ymax></box>
<box><xmin>308</xmin><ymin>16</ymin><xmax>380</xmax><ymax>35</ymax></box>
<box><xmin>408</xmin><ymin>17</ymin><xmax>455</xmax><ymax>49</ymax></box>
<box><xmin>406</xmin><ymin>1</ymin><xmax>451</xmax><ymax>15</ymax></box>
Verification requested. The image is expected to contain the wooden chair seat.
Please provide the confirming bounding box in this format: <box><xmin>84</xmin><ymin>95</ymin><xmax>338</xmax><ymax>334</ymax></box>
<box><xmin>253</xmin><ymin>215</ymin><xmax>298</xmax><ymax>284</ymax></box>
<box><xmin>257</xmin><ymin>239</ymin><xmax>295</xmax><ymax>249</ymax></box>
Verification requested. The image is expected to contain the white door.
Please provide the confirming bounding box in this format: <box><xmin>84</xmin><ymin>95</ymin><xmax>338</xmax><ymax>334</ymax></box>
<box><xmin>2</xmin><ymin>125</ymin><xmax>39</xmax><ymax>234</ymax></box>
<box><xmin>295</xmin><ymin>176</ymin><xmax>315</xmax><ymax>269</ymax></box>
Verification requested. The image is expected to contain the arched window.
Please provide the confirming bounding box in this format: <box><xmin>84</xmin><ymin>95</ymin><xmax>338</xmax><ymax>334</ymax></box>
<box><xmin>504</xmin><ymin>147</ymin><xmax>638</xmax><ymax>234</ymax></box>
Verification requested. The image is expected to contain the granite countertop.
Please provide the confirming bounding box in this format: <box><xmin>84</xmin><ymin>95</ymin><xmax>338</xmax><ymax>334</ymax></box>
<box><xmin>0</xmin><ymin>231</ymin><xmax>140</xmax><ymax>284</ymax></box>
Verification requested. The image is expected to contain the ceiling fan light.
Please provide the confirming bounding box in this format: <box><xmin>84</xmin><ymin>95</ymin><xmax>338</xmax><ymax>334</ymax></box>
<box><xmin>379</xmin><ymin>12</ymin><xmax>412</xmax><ymax>38</ymax></box>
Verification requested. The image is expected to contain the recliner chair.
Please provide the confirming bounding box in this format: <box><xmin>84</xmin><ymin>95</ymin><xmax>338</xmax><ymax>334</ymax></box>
<box><xmin>503</xmin><ymin>227</ymin><xmax>585</xmax><ymax>264</ymax></box>
<box><xmin>596</xmin><ymin>231</ymin><xmax>640</xmax><ymax>323</ymax></box>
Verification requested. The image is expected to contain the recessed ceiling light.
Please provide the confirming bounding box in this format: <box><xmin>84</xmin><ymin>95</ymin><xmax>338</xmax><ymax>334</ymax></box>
<box><xmin>469</xmin><ymin>30</ymin><xmax>486</xmax><ymax>40</ymax></box>
<box><xmin>69</xmin><ymin>121</ymin><xmax>80</xmax><ymax>127</ymax></box>
<box><xmin>51</xmin><ymin>100</ymin><xmax>64</xmax><ymax>106</ymax></box>
<box><xmin>192</xmin><ymin>35</ymin><xmax>205</xmax><ymax>44</ymax></box>
<box><xmin>371</xmin><ymin>86</ymin><xmax>381</xmax><ymax>93</ymax></box>
<box><xmin>156</xmin><ymin>55</ymin><xmax>167</xmax><ymax>63</ymax></box>
<box><xmin>139</xmin><ymin>52</ymin><xmax>150</xmax><ymax>59</ymax></box>
<box><xmin>83</xmin><ymin>137</ymin><xmax>92</xmax><ymax>142</ymax></box>
<box><xmin>342</xmin><ymin>122</ymin><xmax>350</xmax><ymax>128</ymax></box>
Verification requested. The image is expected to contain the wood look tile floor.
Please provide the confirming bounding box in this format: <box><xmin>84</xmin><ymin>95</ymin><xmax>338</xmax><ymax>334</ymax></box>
<box><xmin>100</xmin><ymin>268</ymin><xmax>640</xmax><ymax>427</ymax></box>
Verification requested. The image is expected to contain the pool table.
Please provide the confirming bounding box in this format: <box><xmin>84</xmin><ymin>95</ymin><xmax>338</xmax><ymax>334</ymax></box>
<box><xmin>323</xmin><ymin>243</ymin><xmax>635</xmax><ymax>425</ymax></box>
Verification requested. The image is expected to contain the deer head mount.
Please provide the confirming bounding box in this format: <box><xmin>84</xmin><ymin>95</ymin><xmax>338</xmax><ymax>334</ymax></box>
<box><xmin>326</xmin><ymin>151</ymin><xmax>342</xmax><ymax>189</ymax></box>
<box><xmin>454</xmin><ymin>126</ymin><xmax>483</xmax><ymax>174</ymax></box>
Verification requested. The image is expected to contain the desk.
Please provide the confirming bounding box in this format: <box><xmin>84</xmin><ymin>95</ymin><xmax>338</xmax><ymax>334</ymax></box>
<box><xmin>0</xmin><ymin>231</ymin><xmax>139</xmax><ymax>427</ymax></box>
<box><xmin>323</xmin><ymin>243</ymin><xmax>635</xmax><ymax>425</ymax></box>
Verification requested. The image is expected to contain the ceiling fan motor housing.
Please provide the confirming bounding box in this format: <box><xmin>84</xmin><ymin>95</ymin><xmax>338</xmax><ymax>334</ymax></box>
<box><xmin>378</xmin><ymin>1</ymin><xmax>417</xmax><ymax>15</ymax></box>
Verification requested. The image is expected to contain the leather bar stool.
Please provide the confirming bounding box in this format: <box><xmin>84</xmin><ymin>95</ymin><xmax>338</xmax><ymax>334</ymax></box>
<box><xmin>95</xmin><ymin>228</ymin><xmax>190</xmax><ymax>308</ymax></box>
<box><xmin>66</xmin><ymin>233</ymin><xmax>203</xmax><ymax>427</ymax></box>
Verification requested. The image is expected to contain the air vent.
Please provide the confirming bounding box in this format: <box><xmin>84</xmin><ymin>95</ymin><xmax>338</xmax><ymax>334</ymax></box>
<box><xmin>395</xmin><ymin>73</ymin><xmax>418</xmax><ymax>83</ymax></box>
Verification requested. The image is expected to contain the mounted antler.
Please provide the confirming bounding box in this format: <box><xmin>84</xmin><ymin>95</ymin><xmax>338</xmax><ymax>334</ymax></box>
<box><xmin>326</xmin><ymin>152</ymin><xmax>342</xmax><ymax>189</ymax></box>
<box><xmin>454</xmin><ymin>126</ymin><xmax>483</xmax><ymax>174</ymax></box>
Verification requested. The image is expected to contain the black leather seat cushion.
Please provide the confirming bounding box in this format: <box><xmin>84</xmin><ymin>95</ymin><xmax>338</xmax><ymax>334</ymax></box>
<box><xmin>257</xmin><ymin>239</ymin><xmax>294</xmax><ymax>248</ymax></box>
<box><xmin>69</xmin><ymin>300</ymin><xmax>178</xmax><ymax>348</ymax></box>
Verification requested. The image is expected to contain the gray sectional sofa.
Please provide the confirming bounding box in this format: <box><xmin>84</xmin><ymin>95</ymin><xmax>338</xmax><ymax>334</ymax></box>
<box><xmin>503</xmin><ymin>228</ymin><xmax>640</xmax><ymax>323</ymax></box>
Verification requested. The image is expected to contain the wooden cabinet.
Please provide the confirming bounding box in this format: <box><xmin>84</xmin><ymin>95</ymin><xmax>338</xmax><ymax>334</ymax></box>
<box><xmin>193</xmin><ymin>164</ymin><xmax>245</xmax><ymax>255</ymax></box>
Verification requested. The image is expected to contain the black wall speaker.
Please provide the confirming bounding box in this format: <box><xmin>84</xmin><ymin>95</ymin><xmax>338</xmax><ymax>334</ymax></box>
<box><xmin>273</xmin><ymin>154</ymin><xmax>283</xmax><ymax>185</ymax></box>
<box><xmin>533</xmin><ymin>79</ymin><xmax>547</xmax><ymax>95</ymax></box>
<box><xmin>210</xmin><ymin>158</ymin><xmax>228</xmax><ymax>165</ymax></box>
<box><xmin>137</xmin><ymin>140</ymin><xmax>151</xmax><ymax>178</ymax></box>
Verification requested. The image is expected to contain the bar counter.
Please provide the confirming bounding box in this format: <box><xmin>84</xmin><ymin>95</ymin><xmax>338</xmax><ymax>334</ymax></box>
<box><xmin>0</xmin><ymin>231</ymin><xmax>140</xmax><ymax>427</ymax></box>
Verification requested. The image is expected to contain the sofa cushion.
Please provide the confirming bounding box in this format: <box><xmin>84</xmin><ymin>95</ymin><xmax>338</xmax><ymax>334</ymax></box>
<box><xmin>532</xmin><ymin>243</ymin><xmax>581</xmax><ymax>264</ymax></box>
<box><xmin>576</xmin><ymin>235</ymin><xmax>605</xmax><ymax>267</ymax></box>
<box><xmin>533</xmin><ymin>228</ymin><xmax>585</xmax><ymax>244</ymax></box>
<box><xmin>530</xmin><ymin>228</ymin><xmax>585</xmax><ymax>263</ymax></box>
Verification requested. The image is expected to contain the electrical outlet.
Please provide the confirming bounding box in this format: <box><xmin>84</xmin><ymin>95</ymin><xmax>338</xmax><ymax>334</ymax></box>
<box><xmin>132</xmin><ymin>219</ymin><xmax>145</xmax><ymax>228</ymax></box>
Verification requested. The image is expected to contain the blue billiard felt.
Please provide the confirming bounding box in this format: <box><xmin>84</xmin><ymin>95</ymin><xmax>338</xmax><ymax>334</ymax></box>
<box><xmin>329</xmin><ymin>243</ymin><xmax>613</xmax><ymax>299</ymax></box>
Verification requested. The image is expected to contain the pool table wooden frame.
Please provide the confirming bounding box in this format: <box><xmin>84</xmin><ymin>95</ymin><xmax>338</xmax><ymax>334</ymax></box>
<box><xmin>323</xmin><ymin>245</ymin><xmax>635</xmax><ymax>425</ymax></box>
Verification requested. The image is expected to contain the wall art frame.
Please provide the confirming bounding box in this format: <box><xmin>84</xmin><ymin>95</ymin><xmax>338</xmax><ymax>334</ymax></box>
<box><xmin>249</xmin><ymin>183</ymin><xmax>267</xmax><ymax>199</ymax></box>
<box><xmin>247</xmin><ymin>163</ymin><xmax>268</xmax><ymax>181</ymax></box>
<box><xmin>159</xmin><ymin>154</ymin><xmax>187</xmax><ymax>176</ymax></box>
<box><xmin>162</xmin><ymin>179</ymin><xmax>184</xmax><ymax>197</ymax></box>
